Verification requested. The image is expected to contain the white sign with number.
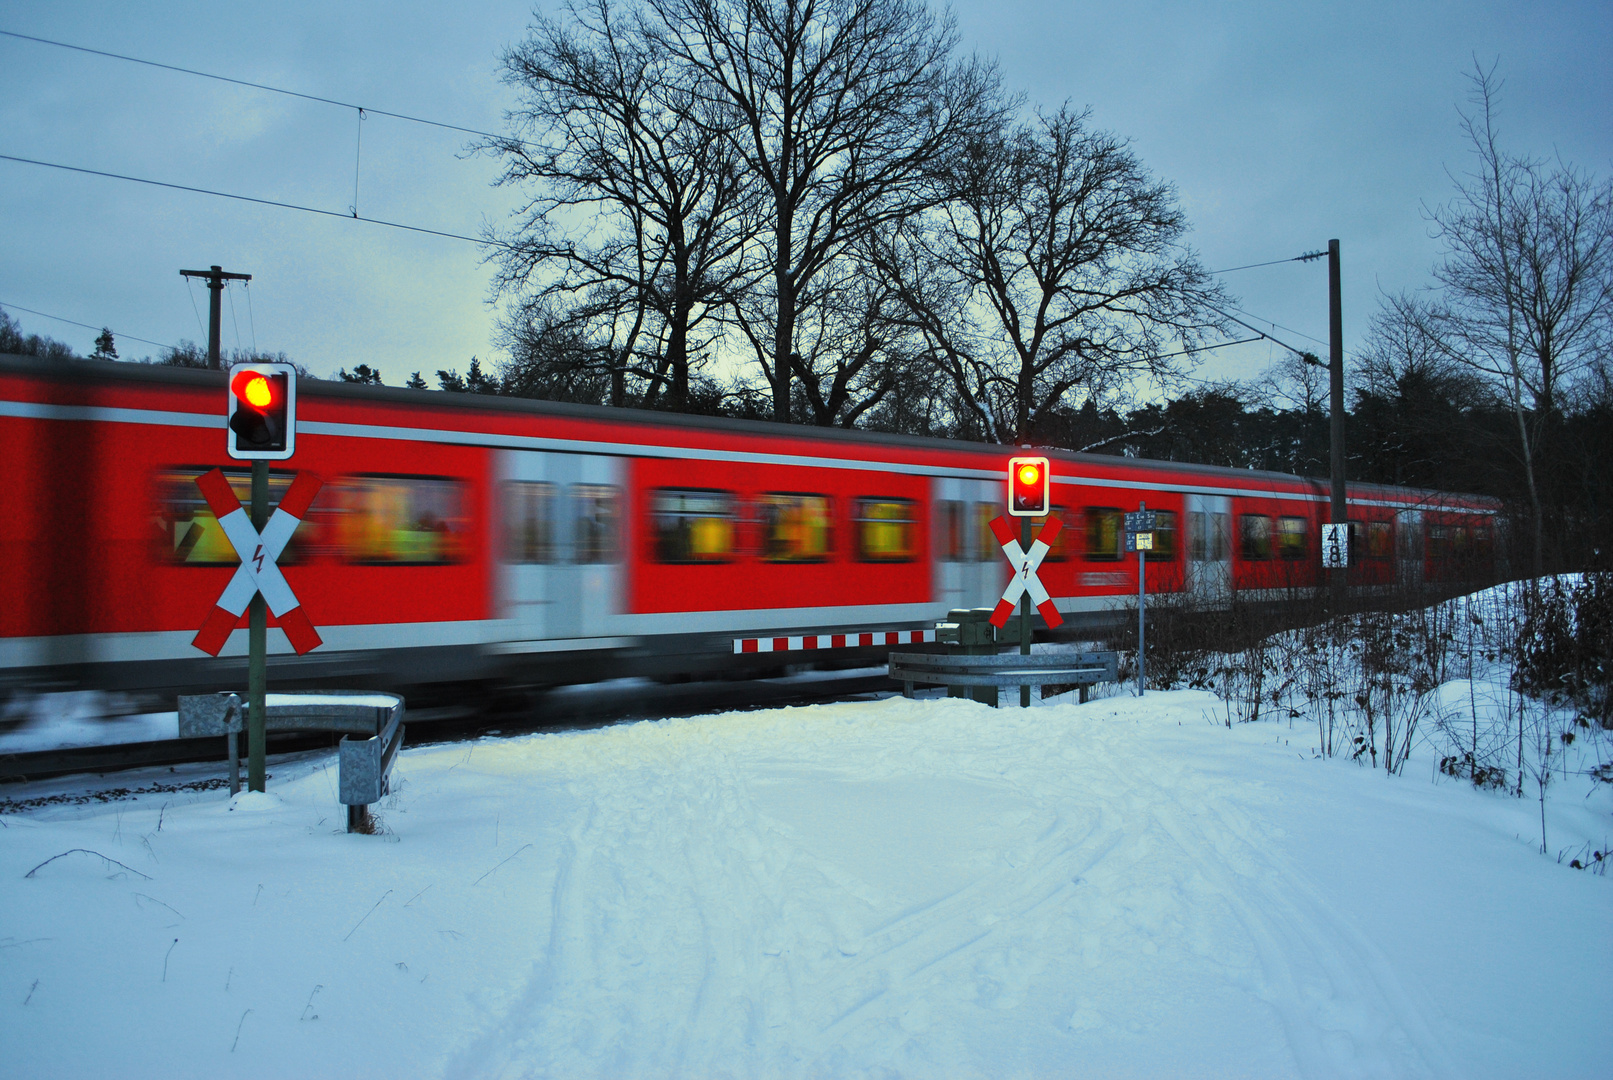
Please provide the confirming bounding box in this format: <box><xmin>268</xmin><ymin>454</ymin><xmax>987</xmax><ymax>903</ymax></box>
<box><xmin>1321</xmin><ymin>522</ymin><xmax>1349</xmax><ymax>569</ymax></box>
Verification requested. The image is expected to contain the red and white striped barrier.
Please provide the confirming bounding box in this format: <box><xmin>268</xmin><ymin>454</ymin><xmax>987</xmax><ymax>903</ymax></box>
<box><xmin>734</xmin><ymin>629</ymin><xmax>937</xmax><ymax>654</ymax></box>
<box><xmin>191</xmin><ymin>468</ymin><xmax>324</xmax><ymax>656</ymax></box>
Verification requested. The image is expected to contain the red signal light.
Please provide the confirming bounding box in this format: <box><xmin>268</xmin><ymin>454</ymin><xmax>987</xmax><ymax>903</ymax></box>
<box><xmin>1008</xmin><ymin>455</ymin><xmax>1050</xmax><ymax>516</ymax></box>
<box><xmin>231</xmin><ymin>370</ymin><xmax>277</xmax><ymax>411</ymax></box>
<box><xmin>226</xmin><ymin>363</ymin><xmax>296</xmax><ymax>460</ymax></box>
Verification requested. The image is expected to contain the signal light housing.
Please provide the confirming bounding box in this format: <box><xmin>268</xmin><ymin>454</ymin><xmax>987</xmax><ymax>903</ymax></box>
<box><xmin>226</xmin><ymin>362</ymin><xmax>296</xmax><ymax>460</ymax></box>
<box><xmin>1007</xmin><ymin>455</ymin><xmax>1049</xmax><ymax>516</ymax></box>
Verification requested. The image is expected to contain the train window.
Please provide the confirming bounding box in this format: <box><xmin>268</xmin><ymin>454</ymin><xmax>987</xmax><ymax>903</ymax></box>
<box><xmin>574</xmin><ymin>484</ymin><xmax>621</xmax><ymax>564</ymax></box>
<box><xmin>652</xmin><ymin>488</ymin><xmax>732</xmax><ymax>563</ymax></box>
<box><xmin>1240</xmin><ymin>515</ymin><xmax>1272</xmax><ymax>560</ymax></box>
<box><xmin>1276</xmin><ymin>516</ymin><xmax>1308</xmax><ymax>560</ymax></box>
<box><xmin>504</xmin><ymin>481</ymin><xmax>557</xmax><ymax>564</ymax></box>
<box><xmin>1084</xmin><ymin>507</ymin><xmax>1122</xmax><ymax>561</ymax></box>
<box><xmin>973</xmin><ymin>502</ymin><xmax>997</xmax><ymax>561</ymax></box>
<box><xmin>1367</xmin><ymin>521</ymin><xmax>1393</xmax><ymax>559</ymax></box>
<box><xmin>854</xmin><ymin>498</ymin><xmax>917</xmax><ymax>562</ymax></box>
<box><xmin>758</xmin><ymin>493</ymin><xmax>832</xmax><ymax>562</ymax></box>
<box><xmin>154</xmin><ymin>468</ymin><xmax>317</xmax><ymax>565</ymax></box>
<box><xmin>1028</xmin><ymin>507</ymin><xmax>1077</xmax><ymax>561</ymax></box>
<box><xmin>1145</xmin><ymin>510</ymin><xmax>1178</xmax><ymax>561</ymax></box>
<box><xmin>337</xmin><ymin>475</ymin><xmax>466</xmax><ymax>564</ymax></box>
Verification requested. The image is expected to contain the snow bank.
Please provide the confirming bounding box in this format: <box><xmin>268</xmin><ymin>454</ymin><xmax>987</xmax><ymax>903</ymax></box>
<box><xmin>1</xmin><ymin>690</ymin><xmax>1607</xmax><ymax>1078</ymax></box>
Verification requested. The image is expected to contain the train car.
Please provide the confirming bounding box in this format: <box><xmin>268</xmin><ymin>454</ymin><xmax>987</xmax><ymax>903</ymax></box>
<box><xmin>0</xmin><ymin>354</ymin><xmax>1501</xmax><ymax>700</ymax></box>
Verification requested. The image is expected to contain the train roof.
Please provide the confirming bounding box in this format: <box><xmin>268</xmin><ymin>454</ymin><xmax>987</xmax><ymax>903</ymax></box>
<box><xmin>1</xmin><ymin>352</ymin><xmax>1499</xmax><ymax>510</ymax></box>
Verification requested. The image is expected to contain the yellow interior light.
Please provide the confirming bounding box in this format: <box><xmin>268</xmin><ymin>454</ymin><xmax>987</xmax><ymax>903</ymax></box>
<box><xmin>243</xmin><ymin>375</ymin><xmax>273</xmax><ymax>409</ymax></box>
<box><xmin>1017</xmin><ymin>463</ymin><xmax>1040</xmax><ymax>486</ymax></box>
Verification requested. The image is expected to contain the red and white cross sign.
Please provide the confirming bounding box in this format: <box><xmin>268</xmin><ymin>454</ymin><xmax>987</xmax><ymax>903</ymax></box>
<box><xmin>986</xmin><ymin>515</ymin><xmax>1065</xmax><ymax>630</ymax></box>
<box><xmin>191</xmin><ymin>468</ymin><xmax>324</xmax><ymax>656</ymax></box>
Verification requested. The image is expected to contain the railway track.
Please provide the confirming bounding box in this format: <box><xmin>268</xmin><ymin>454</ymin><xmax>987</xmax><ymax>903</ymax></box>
<box><xmin>0</xmin><ymin>669</ymin><xmax>902</xmax><ymax>786</ymax></box>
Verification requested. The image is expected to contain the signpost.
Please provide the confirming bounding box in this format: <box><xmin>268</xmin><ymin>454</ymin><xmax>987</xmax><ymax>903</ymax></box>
<box><xmin>1125</xmin><ymin>504</ymin><xmax>1153</xmax><ymax>697</ymax></box>
<box><xmin>192</xmin><ymin>364</ymin><xmax>316</xmax><ymax>793</ymax></box>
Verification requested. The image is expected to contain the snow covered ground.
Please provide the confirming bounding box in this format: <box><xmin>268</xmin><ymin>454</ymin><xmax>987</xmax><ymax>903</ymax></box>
<box><xmin>1</xmin><ymin>685</ymin><xmax>1608</xmax><ymax>1079</ymax></box>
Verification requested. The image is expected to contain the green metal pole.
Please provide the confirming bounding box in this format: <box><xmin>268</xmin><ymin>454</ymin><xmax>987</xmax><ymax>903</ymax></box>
<box><xmin>247</xmin><ymin>459</ymin><xmax>268</xmax><ymax>792</ymax></box>
<box><xmin>1020</xmin><ymin>516</ymin><xmax>1032</xmax><ymax>708</ymax></box>
<box><xmin>1137</xmin><ymin>501</ymin><xmax>1146</xmax><ymax>698</ymax></box>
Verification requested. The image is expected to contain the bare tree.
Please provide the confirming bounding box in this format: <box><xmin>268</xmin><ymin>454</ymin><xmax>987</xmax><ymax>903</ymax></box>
<box><xmin>642</xmin><ymin>0</ymin><xmax>1003</xmax><ymax>422</ymax></box>
<box><xmin>873</xmin><ymin>106</ymin><xmax>1228</xmax><ymax>444</ymax></box>
<box><xmin>484</xmin><ymin>0</ymin><xmax>756</xmax><ymax>412</ymax></box>
<box><xmin>1421</xmin><ymin>61</ymin><xmax>1613</xmax><ymax>573</ymax></box>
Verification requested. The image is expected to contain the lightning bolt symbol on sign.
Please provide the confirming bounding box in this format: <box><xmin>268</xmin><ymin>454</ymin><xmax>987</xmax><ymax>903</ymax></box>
<box><xmin>253</xmin><ymin>545</ymin><xmax>265</xmax><ymax>573</ymax></box>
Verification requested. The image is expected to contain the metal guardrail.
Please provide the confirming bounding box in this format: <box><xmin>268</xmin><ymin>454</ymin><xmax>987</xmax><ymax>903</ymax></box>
<box><xmin>889</xmin><ymin>650</ymin><xmax>1118</xmax><ymax>706</ymax></box>
<box><xmin>177</xmin><ymin>691</ymin><xmax>404</xmax><ymax>832</ymax></box>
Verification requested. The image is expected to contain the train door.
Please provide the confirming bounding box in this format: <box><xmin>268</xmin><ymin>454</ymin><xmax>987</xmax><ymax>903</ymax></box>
<box><xmin>1395</xmin><ymin>509</ymin><xmax>1424</xmax><ymax>589</ymax></box>
<box><xmin>932</xmin><ymin>477</ymin><xmax>999</xmax><ymax>613</ymax></box>
<box><xmin>1185</xmin><ymin>494</ymin><xmax>1232</xmax><ymax>605</ymax></box>
<box><xmin>498</xmin><ymin>450</ymin><xmax>626</xmax><ymax>640</ymax></box>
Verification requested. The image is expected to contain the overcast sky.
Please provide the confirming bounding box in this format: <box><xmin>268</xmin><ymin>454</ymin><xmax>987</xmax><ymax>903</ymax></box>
<box><xmin>2</xmin><ymin>1</ymin><xmax>1608</xmax><ymax>397</ymax></box>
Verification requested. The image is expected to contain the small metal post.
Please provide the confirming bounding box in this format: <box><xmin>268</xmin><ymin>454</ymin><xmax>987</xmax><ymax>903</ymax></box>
<box><xmin>224</xmin><ymin>692</ymin><xmax>242</xmax><ymax>795</ymax></box>
<box><xmin>1137</xmin><ymin>501</ymin><xmax>1146</xmax><ymax>698</ymax></box>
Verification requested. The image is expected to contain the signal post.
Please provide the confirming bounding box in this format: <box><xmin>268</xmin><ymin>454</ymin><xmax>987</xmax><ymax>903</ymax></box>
<box><xmin>221</xmin><ymin>362</ymin><xmax>300</xmax><ymax>792</ymax></box>
<box><xmin>1007</xmin><ymin>456</ymin><xmax>1052</xmax><ymax>708</ymax></box>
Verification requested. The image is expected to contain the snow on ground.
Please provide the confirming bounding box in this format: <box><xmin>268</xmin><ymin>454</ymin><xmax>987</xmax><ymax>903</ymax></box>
<box><xmin>1</xmin><ymin>687</ymin><xmax>1608</xmax><ymax>1079</ymax></box>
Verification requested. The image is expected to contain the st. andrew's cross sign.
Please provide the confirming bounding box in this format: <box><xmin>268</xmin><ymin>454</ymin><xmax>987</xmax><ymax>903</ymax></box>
<box><xmin>190</xmin><ymin>467</ymin><xmax>324</xmax><ymax>656</ymax></box>
<box><xmin>985</xmin><ymin>514</ymin><xmax>1065</xmax><ymax>630</ymax></box>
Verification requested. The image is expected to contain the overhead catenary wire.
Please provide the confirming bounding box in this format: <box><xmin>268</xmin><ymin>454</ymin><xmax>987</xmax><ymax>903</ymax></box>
<box><xmin>0</xmin><ymin>300</ymin><xmax>171</xmax><ymax>351</ymax></box>
<box><xmin>1207</xmin><ymin>250</ymin><xmax>1327</xmax><ymax>275</ymax></box>
<box><xmin>1208</xmin><ymin>305</ymin><xmax>1319</xmax><ymax>362</ymax></box>
<box><xmin>184</xmin><ymin>278</ymin><xmax>207</xmax><ymax>338</ymax></box>
<box><xmin>227</xmin><ymin>281</ymin><xmax>242</xmax><ymax>353</ymax></box>
<box><xmin>0</xmin><ymin>154</ymin><xmax>513</xmax><ymax>250</ymax></box>
<box><xmin>0</xmin><ymin>28</ymin><xmax>506</xmax><ymax>143</ymax></box>
<box><xmin>245</xmin><ymin>281</ymin><xmax>257</xmax><ymax>352</ymax></box>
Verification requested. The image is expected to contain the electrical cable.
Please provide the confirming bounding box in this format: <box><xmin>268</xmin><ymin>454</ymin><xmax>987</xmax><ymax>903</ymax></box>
<box><xmin>0</xmin><ymin>28</ymin><xmax>504</xmax><ymax>143</ymax></box>
<box><xmin>1207</xmin><ymin>250</ymin><xmax>1326</xmax><ymax>275</ymax></box>
<box><xmin>184</xmin><ymin>278</ymin><xmax>207</xmax><ymax>338</ymax></box>
<box><xmin>0</xmin><ymin>153</ymin><xmax>512</xmax><ymax>249</ymax></box>
<box><xmin>0</xmin><ymin>300</ymin><xmax>171</xmax><ymax>350</ymax></box>
<box><xmin>245</xmin><ymin>281</ymin><xmax>257</xmax><ymax>352</ymax></box>
<box><xmin>227</xmin><ymin>281</ymin><xmax>242</xmax><ymax>353</ymax></box>
<box><xmin>1207</xmin><ymin>305</ymin><xmax>1318</xmax><ymax>361</ymax></box>
<box><xmin>1224</xmin><ymin>304</ymin><xmax>1328</xmax><ymax>348</ymax></box>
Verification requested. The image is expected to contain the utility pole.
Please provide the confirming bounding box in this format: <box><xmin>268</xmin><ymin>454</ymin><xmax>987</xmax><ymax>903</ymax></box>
<box><xmin>183</xmin><ymin>263</ymin><xmax>261</xmax><ymax>787</ymax></box>
<box><xmin>1327</xmin><ymin>239</ymin><xmax>1347</xmax><ymax>611</ymax></box>
<box><xmin>180</xmin><ymin>265</ymin><xmax>252</xmax><ymax>369</ymax></box>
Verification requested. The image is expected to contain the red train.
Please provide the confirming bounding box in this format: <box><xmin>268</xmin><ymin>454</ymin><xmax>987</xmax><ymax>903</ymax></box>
<box><xmin>0</xmin><ymin>354</ymin><xmax>1500</xmax><ymax>697</ymax></box>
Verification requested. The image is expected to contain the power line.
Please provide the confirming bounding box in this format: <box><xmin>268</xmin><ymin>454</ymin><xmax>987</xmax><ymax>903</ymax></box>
<box><xmin>1224</xmin><ymin>304</ymin><xmax>1328</xmax><ymax>348</ymax></box>
<box><xmin>1207</xmin><ymin>305</ymin><xmax>1318</xmax><ymax>360</ymax></box>
<box><xmin>1151</xmin><ymin>335</ymin><xmax>1264</xmax><ymax>362</ymax></box>
<box><xmin>0</xmin><ymin>153</ymin><xmax>511</xmax><ymax>249</ymax></box>
<box><xmin>0</xmin><ymin>300</ymin><xmax>170</xmax><ymax>350</ymax></box>
<box><xmin>1207</xmin><ymin>250</ymin><xmax>1327</xmax><ymax>275</ymax></box>
<box><xmin>0</xmin><ymin>28</ymin><xmax>503</xmax><ymax>143</ymax></box>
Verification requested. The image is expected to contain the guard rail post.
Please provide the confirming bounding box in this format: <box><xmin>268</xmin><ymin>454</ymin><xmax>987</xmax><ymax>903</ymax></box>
<box><xmin>935</xmin><ymin>608</ymin><xmax>1017</xmax><ymax>707</ymax></box>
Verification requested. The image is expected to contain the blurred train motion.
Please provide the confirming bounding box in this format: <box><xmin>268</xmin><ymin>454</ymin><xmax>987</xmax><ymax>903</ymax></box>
<box><xmin>1</xmin><ymin>354</ymin><xmax>1501</xmax><ymax>711</ymax></box>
